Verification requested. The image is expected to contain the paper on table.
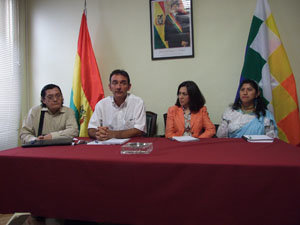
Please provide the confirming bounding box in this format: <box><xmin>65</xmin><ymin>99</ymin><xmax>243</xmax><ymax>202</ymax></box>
<box><xmin>172</xmin><ymin>136</ymin><xmax>199</xmax><ymax>142</ymax></box>
<box><xmin>242</xmin><ymin>135</ymin><xmax>274</xmax><ymax>143</ymax></box>
<box><xmin>87</xmin><ymin>138</ymin><xmax>130</xmax><ymax>145</ymax></box>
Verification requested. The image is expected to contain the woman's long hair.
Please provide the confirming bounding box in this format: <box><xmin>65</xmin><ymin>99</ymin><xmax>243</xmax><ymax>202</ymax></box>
<box><xmin>175</xmin><ymin>81</ymin><xmax>206</xmax><ymax>113</ymax></box>
<box><xmin>232</xmin><ymin>79</ymin><xmax>266</xmax><ymax>118</ymax></box>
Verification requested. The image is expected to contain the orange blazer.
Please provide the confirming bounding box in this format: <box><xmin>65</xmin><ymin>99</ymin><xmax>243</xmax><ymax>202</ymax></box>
<box><xmin>165</xmin><ymin>105</ymin><xmax>216</xmax><ymax>138</ymax></box>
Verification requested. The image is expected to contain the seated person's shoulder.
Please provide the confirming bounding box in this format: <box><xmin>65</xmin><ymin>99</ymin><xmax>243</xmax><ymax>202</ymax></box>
<box><xmin>61</xmin><ymin>106</ymin><xmax>76</xmax><ymax>113</ymax></box>
<box><xmin>222</xmin><ymin>106</ymin><xmax>237</xmax><ymax>118</ymax></box>
<box><xmin>89</xmin><ymin>96</ymin><xmax>111</xmax><ymax>111</ymax></box>
<box><xmin>128</xmin><ymin>93</ymin><xmax>143</xmax><ymax>102</ymax></box>
<box><xmin>224</xmin><ymin>106</ymin><xmax>235</xmax><ymax>113</ymax></box>
<box><xmin>167</xmin><ymin>105</ymin><xmax>180</xmax><ymax>114</ymax></box>
<box><xmin>97</xmin><ymin>96</ymin><xmax>112</xmax><ymax>105</ymax></box>
<box><xmin>265</xmin><ymin>109</ymin><xmax>274</xmax><ymax>117</ymax></box>
<box><xmin>127</xmin><ymin>94</ymin><xmax>145</xmax><ymax>107</ymax></box>
<box><xmin>168</xmin><ymin>105</ymin><xmax>177</xmax><ymax>111</ymax></box>
<box><xmin>27</xmin><ymin>105</ymin><xmax>43</xmax><ymax>115</ymax></box>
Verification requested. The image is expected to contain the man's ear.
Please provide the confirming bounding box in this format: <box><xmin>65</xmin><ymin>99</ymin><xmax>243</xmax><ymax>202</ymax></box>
<box><xmin>128</xmin><ymin>84</ymin><xmax>132</xmax><ymax>91</ymax></box>
<box><xmin>41</xmin><ymin>97</ymin><xmax>46</xmax><ymax>105</ymax></box>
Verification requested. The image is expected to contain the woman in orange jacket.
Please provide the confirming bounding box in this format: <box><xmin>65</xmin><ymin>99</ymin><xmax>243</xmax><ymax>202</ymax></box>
<box><xmin>165</xmin><ymin>81</ymin><xmax>216</xmax><ymax>138</ymax></box>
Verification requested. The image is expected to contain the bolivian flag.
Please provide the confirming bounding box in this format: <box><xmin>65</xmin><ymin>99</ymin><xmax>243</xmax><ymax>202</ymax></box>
<box><xmin>153</xmin><ymin>1</ymin><xmax>168</xmax><ymax>49</ymax></box>
<box><xmin>70</xmin><ymin>12</ymin><xmax>104</xmax><ymax>137</ymax></box>
<box><xmin>239</xmin><ymin>0</ymin><xmax>300</xmax><ymax>146</ymax></box>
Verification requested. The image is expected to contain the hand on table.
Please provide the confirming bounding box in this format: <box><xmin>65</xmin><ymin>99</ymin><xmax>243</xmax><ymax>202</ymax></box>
<box><xmin>37</xmin><ymin>134</ymin><xmax>52</xmax><ymax>140</ymax></box>
<box><xmin>95</xmin><ymin>126</ymin><xmax>113</xmax><ymax>141</ymax></box>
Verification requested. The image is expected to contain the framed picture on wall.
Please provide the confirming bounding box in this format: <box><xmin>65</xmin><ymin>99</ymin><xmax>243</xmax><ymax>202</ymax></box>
<box><xmin>149</xmin><ymin>0</ymin><xmax>194</xmax><ymax>60</ymax></box>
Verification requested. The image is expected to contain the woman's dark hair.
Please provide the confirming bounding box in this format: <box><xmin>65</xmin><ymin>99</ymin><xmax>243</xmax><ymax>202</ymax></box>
<box><xmin>40</xmin><ymin>84</ymin><xmax>63</xmax><ymax>107</ymax></box>
<box><xmin>232</xmin><ymin>79</ymin><xmax>266</xmax><ymax>118</ymax></box>
<box><xmin>175</xmin><ymin>81</ymin><xmax>206</xmax><ymax>113</ymax></box>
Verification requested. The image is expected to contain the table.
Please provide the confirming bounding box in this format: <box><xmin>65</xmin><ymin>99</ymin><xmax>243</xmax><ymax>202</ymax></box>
<box><xmin>0</xmin><ymin>138</ymin><xmax>300</xmax><ymax>225</ymax></box>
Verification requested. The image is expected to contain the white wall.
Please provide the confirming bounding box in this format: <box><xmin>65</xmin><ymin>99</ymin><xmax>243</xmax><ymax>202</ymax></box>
<box><xmin>26</xmin><ymin>0</ymin><xmax>300</xmax><ymax>135</ymax></box>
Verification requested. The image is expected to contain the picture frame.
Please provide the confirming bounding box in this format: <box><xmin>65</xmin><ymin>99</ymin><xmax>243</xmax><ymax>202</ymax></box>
<box><xmin>149</xmin><ymin>0</ymin><xmax>194</xmax><ymax>60</ymax></box>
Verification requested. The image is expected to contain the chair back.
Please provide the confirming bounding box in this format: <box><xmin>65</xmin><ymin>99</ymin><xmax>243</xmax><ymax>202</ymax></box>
<box><xmin>145</xmin><ymin>111</ymin><xmax>157</xmax><ymax>137</ymax></box>
<box><xmin>214</xmin><ymin>124</ymin><xmax>219</xmax><ymax>132</ymax></box>
<box><xmin>213</xmin><ymin>124</ymin><xmax>219</xmax><ymax>138</ymax></box>
<box><xmin>163</xmin><ymin>113</ymin><xmax>167</xmax><ymax>128</ymax></box>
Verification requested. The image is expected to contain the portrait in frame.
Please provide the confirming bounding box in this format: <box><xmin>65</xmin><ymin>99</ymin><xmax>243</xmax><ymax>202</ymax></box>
<box><xmin>149</xmin><ymin>0</ymin><xmax>194</xmax><ymax>60</ymax></box>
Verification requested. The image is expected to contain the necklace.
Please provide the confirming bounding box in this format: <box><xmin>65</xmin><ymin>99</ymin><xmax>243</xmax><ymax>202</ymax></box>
<box><xmin>241</xmin><ymin>105</ymin><xmax>255</xmax><ymax>114</ymax></box>
<box><xmin>182</xmin><ymin>106</ymin><xmax>190</xmax><ymax>115</ymax></box>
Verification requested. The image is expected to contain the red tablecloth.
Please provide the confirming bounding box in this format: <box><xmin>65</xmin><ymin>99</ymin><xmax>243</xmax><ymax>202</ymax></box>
<box><xmin>0</xmin><ymin>138</ymin><xmax>300</xmax><ymax>225</ymax></box>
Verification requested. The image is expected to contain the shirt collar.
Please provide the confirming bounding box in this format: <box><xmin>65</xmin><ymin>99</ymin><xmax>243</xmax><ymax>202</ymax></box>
<box><xmin>111</xmin><ymin>94</ymin><xmax>130</xmax><ymax>108</ymax></box>
<box><xmin>43</xmin><ymin>106</ymin><xmax>65</xmax><ymax>115</ymax></box>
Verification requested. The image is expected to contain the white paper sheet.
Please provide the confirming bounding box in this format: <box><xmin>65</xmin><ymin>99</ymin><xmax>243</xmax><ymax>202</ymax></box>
<box><xmin>242</xmin><ymin>135</ymin><xmax>274</xmax><ymax>143</ymax></box>
<box><xmin>87</xmin><ymin>138</ymin><xmax>130</xmax><ymax>145</ymax></box>
<box><xmin>172</xmin><ymin>136</ymin><xmax>199</xmax><ymax>142</ymax></box>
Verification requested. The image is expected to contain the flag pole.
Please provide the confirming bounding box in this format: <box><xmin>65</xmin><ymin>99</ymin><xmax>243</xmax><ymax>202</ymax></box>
<box><xmin>70</xmin><ymin>0</ymin><xmax>105</xmax><ymax>137</ymax></box>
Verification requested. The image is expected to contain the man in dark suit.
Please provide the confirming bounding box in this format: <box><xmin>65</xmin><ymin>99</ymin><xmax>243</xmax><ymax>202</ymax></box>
<box><xmin>165</xmin><ymin>0</ymin><xmax>191</xmax><ymax>48</ymax></box>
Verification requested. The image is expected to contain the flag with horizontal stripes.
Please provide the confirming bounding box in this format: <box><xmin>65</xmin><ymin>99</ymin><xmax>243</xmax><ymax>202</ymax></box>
<box><xmin>239</xmin><ymin>0</ymin><xmax>300</xmax><ymax>146</ymax></box>
<box><xmin>70</xmin><ymin>12</ymin><xmax>104</xmax><ymax>137</ymax></box>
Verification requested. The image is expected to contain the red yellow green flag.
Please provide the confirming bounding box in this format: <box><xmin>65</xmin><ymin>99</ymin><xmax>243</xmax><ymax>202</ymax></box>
<box><xmin>153</xmin><ymin>1</ymin><xmax>168</xmax><ymax>49</ymax></box>
<box><xmin>167</xmin><ymin>13</ymin><xmax>183</xmax><ymax>33</ymax></box>
<box><xmin>70</xmin><ymin>12</ymin><xmax>104</xmax><ymax>137</ymax></box>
